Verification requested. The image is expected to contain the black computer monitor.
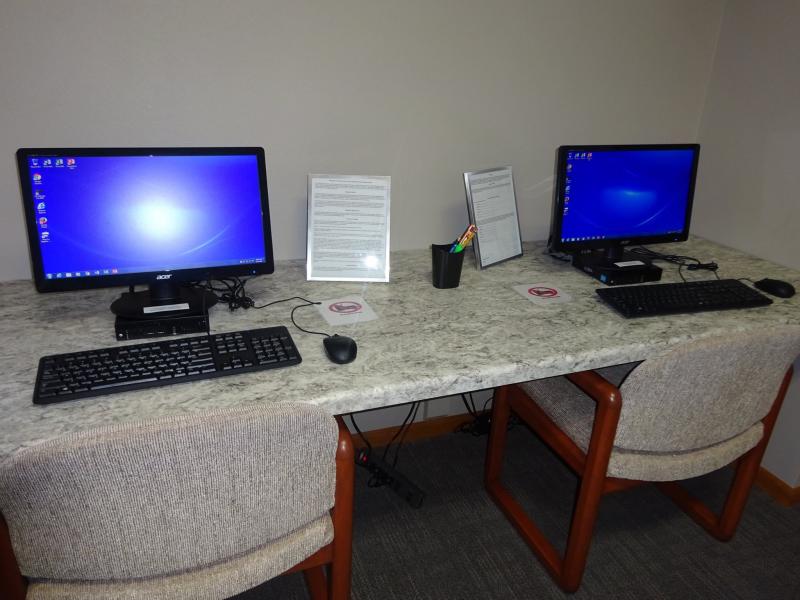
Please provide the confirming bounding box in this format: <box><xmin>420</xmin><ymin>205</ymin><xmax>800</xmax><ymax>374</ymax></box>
<box><xmin>548</xmin><ymin>144</ymin><xmax>700</xmax><ymax>263</ymax></box>
<box><xmin>17</xmin><ymin>147</ymin><xmax>274</xmax><ymax>319</ymax></box>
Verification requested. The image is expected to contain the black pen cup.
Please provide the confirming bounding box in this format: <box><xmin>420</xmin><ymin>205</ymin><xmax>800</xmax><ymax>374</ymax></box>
<box><xmin>431</xmin><ymin>243</ymin><xmax>465</xmax><ymax>289</ymax></box>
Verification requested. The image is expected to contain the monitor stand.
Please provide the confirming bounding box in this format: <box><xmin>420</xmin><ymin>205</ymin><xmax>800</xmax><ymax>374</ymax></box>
<box><xmin>110</xmin><ymin>281</ymin><xmax>218</xmax><ymax>340</ymax></box>
<box><xmin>571</xmin><ymin>246</ymin><xmax>662</xmax><ymax>286</ymax></box>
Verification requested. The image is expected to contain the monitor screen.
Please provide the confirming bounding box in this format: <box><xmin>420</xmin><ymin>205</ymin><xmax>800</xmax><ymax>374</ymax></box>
<box><xmin>549</xmin><ymin>144</ymin><xmax>699</xmax><ymax>253</ymax></box>
<box><xmin>17</xmin><ymin>147</ymin><xmax>274</xmax><ymax>294</ymax></box>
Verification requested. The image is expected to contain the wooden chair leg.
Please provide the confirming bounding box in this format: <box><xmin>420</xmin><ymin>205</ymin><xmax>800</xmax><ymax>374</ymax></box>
<box><xmin>303</xmin><ymin>565</ymin><xmax>329</xmax><ymax>600</ymax></box>
<box><xmin>486</xmin><ymin>385</ymin><xmax>566</xmax><ymax>580</ymax></box>
<box><xmin>484</xmin><ymin>385</ymin><xmax>512</xmax><ymax>487</ymax></box>
<box><xmin>1</xmin><ymin>513</ymin><xmax>27</xmax><ymax>600</ymax></box>
<box><xmin>330</xmin><ymin>416</ymin><xmax>354</xmax><ymax>600</ymax></box>
<box><xmin>658</xmin><ymin>366</ymin><xmax>794</xmax><ymax>541</ymax></box>
<box><xmin>485</xmin><ymin>373</ymin><xmax>622</xmax><ymax>592</ymax></box>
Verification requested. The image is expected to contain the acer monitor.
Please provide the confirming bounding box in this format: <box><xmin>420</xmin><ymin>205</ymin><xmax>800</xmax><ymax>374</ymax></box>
<box><xmin>548</xmin><ymin>144</ymin><xmax>700</xmax><ymax>265</ymax></box>
<box><xmin>17</xmin><ymin>147</ymin><xmax>274</xmax><ymax>320</ymax></box>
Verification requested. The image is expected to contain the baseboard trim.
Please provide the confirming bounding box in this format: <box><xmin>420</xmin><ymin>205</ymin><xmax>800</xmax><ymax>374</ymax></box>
<box><xmin>755</xmin><ymin>468</ymin><xmax>800</xmax><ymax>507</ymax></box>
<box><xmin>348</xmin><ymin>412</ymin><xmax>479</xmax><ymax>448</ymax></box>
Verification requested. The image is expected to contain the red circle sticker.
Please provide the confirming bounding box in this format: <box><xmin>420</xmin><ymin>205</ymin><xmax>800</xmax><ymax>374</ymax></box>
<box><xmin>328</xmin><ymin>301</ymin><xmax>363</xmax><ymax>314</ymax></box>
<box><xmin>528</xmin><ymin>287</ymin><xmax>559</xmax><ymax>298</ymax></box>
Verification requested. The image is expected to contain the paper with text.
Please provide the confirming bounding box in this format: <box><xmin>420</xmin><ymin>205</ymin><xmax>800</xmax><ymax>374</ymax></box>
<box><xmin>307</xmin><ymin>175</ymin><xmax>391</xmax><ymax>281</ymax></box>
<box><xmin>464</xmin><ymin>167</ymin><xmax>522</xmax><ymax>268</ymax></box>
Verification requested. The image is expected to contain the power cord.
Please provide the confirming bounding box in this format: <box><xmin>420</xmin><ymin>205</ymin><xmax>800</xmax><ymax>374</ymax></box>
<box><xmin>350</xmin><ymin>410</ymin><xmax>426</xmax><ymax>507</ymax></box>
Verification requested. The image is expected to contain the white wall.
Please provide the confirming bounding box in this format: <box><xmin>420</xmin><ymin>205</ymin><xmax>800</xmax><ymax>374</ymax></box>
<box><xmin>0</xmin><ymin>0</ymin><xmax>724</xmax><ymax>280</ymax></box>
<box><xmin>693</xmin><ymin>0</ymin><xmax>800</xmax><ymax>486</ymax></box>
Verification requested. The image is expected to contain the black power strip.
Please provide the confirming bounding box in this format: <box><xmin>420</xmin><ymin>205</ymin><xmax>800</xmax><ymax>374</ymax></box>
<box><xmin>356</xmin><ymin>449</ymin><xmax>425</xmax><ymax>508</ymax></box>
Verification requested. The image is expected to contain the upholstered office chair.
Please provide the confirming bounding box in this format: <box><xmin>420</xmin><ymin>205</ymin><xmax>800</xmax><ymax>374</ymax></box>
<box><xmin>485</xmin><ymin>326</ymin><xmax>800</xmax><ymax>592</ymax></box>
<box><xmin>0</xmin><ymin>403</ymin><xmax>354</xmax><ymax>600</ymax></box>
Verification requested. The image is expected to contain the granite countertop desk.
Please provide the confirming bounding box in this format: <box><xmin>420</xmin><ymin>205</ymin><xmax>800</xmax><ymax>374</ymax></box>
<box><xmin>1</xmin><ymin>237</ymin><xmax>799</xmax><ymax>460</ymax></box>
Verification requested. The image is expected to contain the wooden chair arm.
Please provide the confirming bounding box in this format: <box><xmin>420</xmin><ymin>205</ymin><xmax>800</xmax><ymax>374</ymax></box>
<box><xmin>566</xmin><ymin>370</ymin><xmax>622</xmax><ymax>410</ymax></box>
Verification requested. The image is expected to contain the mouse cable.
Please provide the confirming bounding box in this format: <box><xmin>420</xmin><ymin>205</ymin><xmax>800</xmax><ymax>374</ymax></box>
<box><xmin>629</xmin><ymin>247</ymin><xmax>719</xmax><ymax>282</ymax></box>
<box><xmin>255</xmin><ymin>296</ymin><xmax>329</xmax><ymax>337</ymax></box>
<box><xmin>198</xmin><ymin>278</ymin><xmax>331</xmax><ymax>337</ymax></box>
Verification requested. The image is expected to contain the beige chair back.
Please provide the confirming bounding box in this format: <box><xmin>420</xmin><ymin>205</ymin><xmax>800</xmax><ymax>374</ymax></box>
<box><xmin>615</xmin><ymin>326</ymin><xmax>800</xmax><ymax>453</ymax></box>
<box><xmin>0</xmin><ymin>402</ymin><xmax>338</xmax><ymax>582</ymax></box>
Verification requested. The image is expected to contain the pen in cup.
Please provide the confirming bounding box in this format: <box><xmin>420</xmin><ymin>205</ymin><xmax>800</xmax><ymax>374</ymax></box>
<box><xmin>450</xmin><ymin>224</ymin><xmax>477</xmax><ymax>253</ymax></box>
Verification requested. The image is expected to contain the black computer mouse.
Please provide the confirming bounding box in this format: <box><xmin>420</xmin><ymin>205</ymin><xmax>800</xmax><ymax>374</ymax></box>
<box><xmin>754</xmin><ymin>278</ymin><xmax>796</xmax><ymax>299</ymax></box>
<box><xmin>323</xmin><ymin>334</ymin><xmax>358</xmax><ymax>364</ymax></box>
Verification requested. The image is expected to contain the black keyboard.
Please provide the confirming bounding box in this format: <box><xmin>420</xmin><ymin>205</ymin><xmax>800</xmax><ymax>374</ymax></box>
<box><xmin>33</xmin><ymin>326</ymin><xmax>301</xmax><ymax>405</ymax></box>
<box><xmin>596</xmin><ymin>279</ymin><xmax>773</xmax><ymax>318</ymax></box>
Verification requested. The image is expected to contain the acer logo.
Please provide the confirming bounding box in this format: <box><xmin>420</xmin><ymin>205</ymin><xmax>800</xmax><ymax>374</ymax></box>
<box><xmin>156</xmin><ymin>274</ymin><xmax>172</xmax><ymax>280</ymax></box>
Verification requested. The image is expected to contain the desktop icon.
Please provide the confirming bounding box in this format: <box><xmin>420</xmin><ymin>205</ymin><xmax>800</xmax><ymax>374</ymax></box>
<box><xmin>43</xmin><ymin>159</ymin><xmax>52</xmax><ymax>166</ymax></box>
<box><xmin>55</xmin><ymin>159</ymin><xmax>64</xmax><ymax>167</ymax></box>
<box><xmin>566</xmin><ymin>164</ymin><xmax>572</xmax><ymax>172</ymax></box>
<box><xmin>32</xmin><ymin>173</ymin><xmax>42</xmax><ymax>182</ymax></box>
<box><xmin>66</xmin><ymin>158</ymin><xmax>76</xmax><ymax>166</ymax></box>
<box><xmin>39</xmin><ymin>217</ymin><xmax>47</xmax><ymax>227</ymax></box>
<box><xmin>56</xmin><ymin>273</ymin><xmax>63</xmax><ymax>278</ymax></box>
<box><xmin>37</xmin><ymin>202</ymin><xmax>46</xmax><ymax>211</ymax></box>
<box><xmin>46</xmin><ymin>274</ymin><xmax>52</xmax><ymax>279</ymax></box>
<box><xmin>40</xmin><ymin>231</ymin><xmax>49</xmax><ymax>241</ymax></box>
<box><xmin>30</xmin><ymin>158</ymin><xmax>39</xmax><ymax>167</ymax></box>
<box><xmin>111</xmin><ymin>268</ymin><xmax>118</xmax><ymax>274</ymax></box>
<box><xmin>65</xmin><ymin>272</ymin><xmax>72</xmax><ymax>278</ymax></box>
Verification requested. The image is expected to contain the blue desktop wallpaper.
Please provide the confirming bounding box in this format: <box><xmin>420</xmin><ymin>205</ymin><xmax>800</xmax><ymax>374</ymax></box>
<box><xmin>560</xmin><ymin>149</ymin><xmax>695</xmax><ymax>242</ymax></box>
<box><xmin>29</xmin><ymin>155</ymin><xmax>267</xmax><ymax>278</ymax></box>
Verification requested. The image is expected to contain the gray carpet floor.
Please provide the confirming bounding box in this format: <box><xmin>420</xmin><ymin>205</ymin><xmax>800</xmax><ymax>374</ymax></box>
<box><xmin>233</xmin><ymin>426</ymin><xmax>800</xmax><ymax>599</ymax></box>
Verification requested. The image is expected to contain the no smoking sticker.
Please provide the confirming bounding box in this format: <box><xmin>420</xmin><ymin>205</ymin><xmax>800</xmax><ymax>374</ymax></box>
<box><xmin>513</xmin><ymin>283</ymin><xmax>573</xmax><ymax>304</ymax></box>
<box><xmin>316</xmin><ymin>295</ymin><xmax>378</xmax><ymax>326</ymax></box>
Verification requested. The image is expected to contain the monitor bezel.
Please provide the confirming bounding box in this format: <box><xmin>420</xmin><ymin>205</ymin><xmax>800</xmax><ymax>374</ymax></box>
<box><xmin>548</xmin><ymin>143</ymin><xmax>700</xmax><ymax>254</ymax></box>
<box><xmin>17</xmin><ymin>147</ymin><xmax>275</xmax><ymax>294</ymax></box>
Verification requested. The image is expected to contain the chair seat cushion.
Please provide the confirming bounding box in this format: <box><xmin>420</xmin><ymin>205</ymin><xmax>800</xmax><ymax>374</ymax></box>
<box><xmin>518</xmin><ymin>365</ymin><xmax>764</xmax><ymax>481</ymax></box>
<box><xmin>26</xmin><ymin>514</ymin><xmax>334</xmax><ymax>600</ymax></box>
